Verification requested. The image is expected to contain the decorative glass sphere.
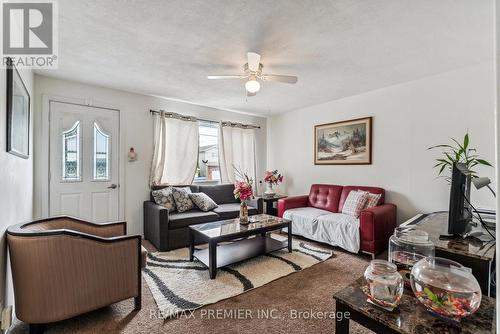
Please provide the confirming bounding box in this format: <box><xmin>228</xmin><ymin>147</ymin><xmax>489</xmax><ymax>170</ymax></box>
<box><xmin>410</xmin><ymin>257</ymin><xmax>481</xmax><ymax>321</ymax></box>
<box><xmin>362</xmin><ymin>260</ymin><xmax>404</xmax><ymax>309</ymax></box>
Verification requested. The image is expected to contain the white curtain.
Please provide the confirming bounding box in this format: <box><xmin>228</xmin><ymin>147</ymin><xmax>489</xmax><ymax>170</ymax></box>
<box><xmin>150</xmin><ymin>112</ymin><xmax>199</xmax><ymax>185</ymax></box>
<box><xmin>219</xmin><ymin>124</ymin><xmax>257</xmax><ymax>189</ymax></box>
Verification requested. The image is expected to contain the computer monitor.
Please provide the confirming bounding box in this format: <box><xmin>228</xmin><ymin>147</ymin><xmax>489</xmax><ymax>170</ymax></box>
<box><xmin>448</xmin><ymin>162</ymin><xmax>473</xmax><ymax>235</ymax></box>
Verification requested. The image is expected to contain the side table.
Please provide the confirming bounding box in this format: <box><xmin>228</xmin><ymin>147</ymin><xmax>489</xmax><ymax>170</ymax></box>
<box><xmin>333</xmin><ymin>277</ymin><xmax>496</xmax><ymax>334</ymax></box>
<box><xmin>261</xmin><ymin>195</ymin><xmax>287</xmax><ymax>216</ymax></box>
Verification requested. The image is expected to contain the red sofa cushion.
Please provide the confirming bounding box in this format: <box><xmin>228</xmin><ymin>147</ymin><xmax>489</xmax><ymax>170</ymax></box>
<box><xmin>308</xmin><ymin>184</ymin><xmax>343</xmax><ymax>213</ymax></box>
<box><xmin>338</xmin><ymin>186</ymin><xmax>385</xmax><ymax>212</ymax></box>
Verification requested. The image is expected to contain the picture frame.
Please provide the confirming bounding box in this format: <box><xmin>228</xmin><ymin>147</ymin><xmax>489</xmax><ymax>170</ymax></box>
<box><xmin>6</xmin><ymin>58</ymin><xmax>30</xmax><ymax>159</ymax></box>
<box><xmin>314</xmin><ymin>116</ymin><xmax>372</xmax><ymax>165</ymax></box>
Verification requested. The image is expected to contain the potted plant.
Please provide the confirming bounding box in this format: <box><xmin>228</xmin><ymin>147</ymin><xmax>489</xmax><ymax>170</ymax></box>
<box><xmin>428</xmin><ymin>132</ymin><xmax>492</xmax><ymax>182</ymax></box>
<box><xmin>263</xmin><ymin>170</ymin><xmax>284</xmax><ymax>196</ymax></box>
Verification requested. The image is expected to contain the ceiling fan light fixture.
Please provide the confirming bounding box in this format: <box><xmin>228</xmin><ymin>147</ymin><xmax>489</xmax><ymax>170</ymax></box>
<box><xmin>245</xmin><ymin>79</ymin><xmax>260</xmax><ymax>93</ymax></box>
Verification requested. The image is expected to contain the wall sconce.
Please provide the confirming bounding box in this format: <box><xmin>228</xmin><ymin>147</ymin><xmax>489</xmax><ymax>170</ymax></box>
<box><xmin>128</xmin><ymin>147</ymin><xmax>137</xmax><ymax>162</ymax></box>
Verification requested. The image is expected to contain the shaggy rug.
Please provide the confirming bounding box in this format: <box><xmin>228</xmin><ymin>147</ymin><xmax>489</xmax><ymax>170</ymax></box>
<box><xmin>143</xmin><ymin>236</ymin><xmax>333</xmax><ymax>318</ymax></box>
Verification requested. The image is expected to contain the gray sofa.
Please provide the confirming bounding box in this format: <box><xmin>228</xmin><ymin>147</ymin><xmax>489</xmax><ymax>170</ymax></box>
<box><xmin>144</xmin><ymin>184</ymin><xmax>263</xmax><ymax>251</ymax></box>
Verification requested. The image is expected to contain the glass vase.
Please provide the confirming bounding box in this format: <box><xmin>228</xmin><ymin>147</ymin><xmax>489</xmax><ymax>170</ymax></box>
<box><xmin>264</xmin><ymin>183</ymin><xmax>276</xmax><ymax>196</ymax></box>
<box><xmin>239</xmin><ymin>201</ymin><xmax>249</xmax><ymax>225</ymax></box>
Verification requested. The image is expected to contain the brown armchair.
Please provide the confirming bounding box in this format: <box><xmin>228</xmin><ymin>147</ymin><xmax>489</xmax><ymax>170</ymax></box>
<box><xmin>7</xmin><ymin>216</ymin><xmax>146</xmax><ymax>334</ymax></box>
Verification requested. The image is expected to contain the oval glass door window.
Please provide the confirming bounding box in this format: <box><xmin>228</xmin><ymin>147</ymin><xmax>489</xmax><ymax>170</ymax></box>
<box><xmin>93</xmin><ymin>122</ymin><xmax>110</xmax><ymax>180</ymax></box>
<box><xmin>62</xmin><ymin>121</ymin><xmax>81</xmax><ymax>181</ymax></box>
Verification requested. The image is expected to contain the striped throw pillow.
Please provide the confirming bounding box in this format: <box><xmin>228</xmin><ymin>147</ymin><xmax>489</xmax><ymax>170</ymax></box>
<box><xmin>364</xmin><ymin>192</ymin><xmax>382</xmax><ymax>208</ymax></box>
<box><xmin>342</xmin><ymin>190</ymin><xmax>369</xmax><ymax>218</ymax></box>
<box><xmin>356</xmin><ymin>190</ymin><xmax>382</xmax><ymax>209</ymax></box>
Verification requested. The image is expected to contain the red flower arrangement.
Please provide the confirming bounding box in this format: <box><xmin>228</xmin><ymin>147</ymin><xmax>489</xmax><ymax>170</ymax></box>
<box><xmin>234</xmin><ymin>181</ymin><xmax>253</xmax><ymax>201</ymax></box>
<box><xmin>233</xmin><ymin>165</ymin><xmax>254</xmax><ymax>201</ymax></box>
<box><xmin>264</xmin><ymin>170</ymin><xmax>283</xmax><ymax>185</ymax></box>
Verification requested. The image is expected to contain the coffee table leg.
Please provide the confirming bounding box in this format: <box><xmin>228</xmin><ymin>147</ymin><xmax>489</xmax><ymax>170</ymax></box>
<box><xmin>288</xmin><ymin>222</ymin><xmax>292</xmax><ymax>252</ymax></box>
<box><xmin>209</xmin><ymin>241</ymin><xmax>217</xmax><ymax>279</ymax></box>
<box><xmin>189</xmin><ymin>229</ymin><xmax>194</xmax><ymax>261</ymax></box>
<box><xmin>335</xmin><ymin>300</ymin><xmax>349</xmax><ymax>334</ymax></box>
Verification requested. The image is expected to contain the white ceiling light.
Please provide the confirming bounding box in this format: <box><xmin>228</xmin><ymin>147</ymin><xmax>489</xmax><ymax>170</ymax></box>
<box><xmin>245</xmin><ymin>78</ymin><xmax>260</xmax><ymax>93</ymax></box>
<box><xmin>208</xmin><ymin>52</ymin><xmax>297</xmax><ymax>96</ymax></box>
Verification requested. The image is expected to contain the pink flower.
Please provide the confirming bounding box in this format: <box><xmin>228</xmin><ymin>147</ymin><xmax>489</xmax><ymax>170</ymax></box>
<box><xmin>264</xmin><ymin>170</ymin><xmax>283</xmax><ymax>185</ymax></box>
<box><xmin>234</xmin><ymin>181</ymin><xmax>253</xmax><ymax>201</ymax></box>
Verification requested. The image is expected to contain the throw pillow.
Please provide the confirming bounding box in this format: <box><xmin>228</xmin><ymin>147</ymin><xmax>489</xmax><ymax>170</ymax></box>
<box><xmin>342</xmin><ymin>190</ymin><xmax>369</xmax><ymax>218</ymax></box>
<box><xmin>151</xmin><ymin>187</ymin><xmax>176</xmax><ymax>212</ymax></box>
<box><xmin>189</xmin><ymin>192</ymin><xmax>218</xmax><ymax>212</ymax></box>
<box><xmin>172</xmin><ymin>187</ymin><xmax>195</xmax><ymax>213</ymax></box>
<box><xmin>364</xmin><ymin>192</ymin><xmax>382</xmax><ymax>208</ymax></box>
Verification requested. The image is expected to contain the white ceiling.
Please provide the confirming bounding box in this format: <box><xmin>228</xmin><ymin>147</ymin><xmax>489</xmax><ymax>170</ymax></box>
<box><xmin>36</xmin><ymin>0</ymin><xmax>494</xmax><ymax>115</ymax></box>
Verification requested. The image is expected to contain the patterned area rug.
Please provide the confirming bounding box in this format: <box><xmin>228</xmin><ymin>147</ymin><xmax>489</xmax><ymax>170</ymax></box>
<box><xmin>143</xmin><ymin>235</ymin><xmax>333</xmax><ymax>318</ymax></box>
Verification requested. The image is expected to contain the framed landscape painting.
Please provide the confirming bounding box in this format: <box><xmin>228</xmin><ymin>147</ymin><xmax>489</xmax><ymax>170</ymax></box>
<box><xmin>314</xmin><ymin>117</ymin><xmax>372</xmax><ymax>165</ymax></box>
<box><xmin>6</xmin><ymin>58</ymin><xmax>30</xmax><ymax>159</ymax></box>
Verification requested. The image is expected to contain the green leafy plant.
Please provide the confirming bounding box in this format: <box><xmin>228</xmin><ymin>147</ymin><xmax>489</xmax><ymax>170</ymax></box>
<box><xmin>428</xmin><ymin>133</ymin><xmax>492</xmax><ymax>182</ymax></box>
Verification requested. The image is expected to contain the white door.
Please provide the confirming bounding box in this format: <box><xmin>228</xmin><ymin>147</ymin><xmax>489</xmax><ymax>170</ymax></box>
<box><xmin>49</xmin><ymin>101</ymin><xmax>120</xmax><ymax>222</ymax></box>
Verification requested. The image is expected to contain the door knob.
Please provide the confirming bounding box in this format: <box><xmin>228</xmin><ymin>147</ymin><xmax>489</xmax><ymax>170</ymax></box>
<box><xmin>107</xmin><ymin>184</ymin><xmax>118</xmax><ymax>189</ymax></box>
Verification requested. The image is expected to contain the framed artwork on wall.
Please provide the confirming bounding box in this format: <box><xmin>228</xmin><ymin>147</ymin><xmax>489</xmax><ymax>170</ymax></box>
<box><xmin>314</xmin><ymin>116</ymin><xmax>372</xmax><ymax>165</ymax></box>
<box><xmin>6</xmin><ymin>57</ymin><xmax>30</xmax><ymax>159</ymax></box>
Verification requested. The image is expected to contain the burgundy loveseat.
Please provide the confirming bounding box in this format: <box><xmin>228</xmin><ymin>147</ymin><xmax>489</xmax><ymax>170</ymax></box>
<box><xmin>278</xmin><ymin>184</ymin><xmax>397</xmax><ymax>258</ymax></box>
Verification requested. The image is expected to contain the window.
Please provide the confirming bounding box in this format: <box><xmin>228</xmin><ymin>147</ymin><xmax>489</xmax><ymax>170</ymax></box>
<box><xmin>62</xmin><ymin>121</ymin><xmax>80</xmax><ymax>181</ymax></box>
<box><xmin>194</xmin><ymin>121</ymin><xmax>220</xmax><ymax>183</ymax></box>
<box><xmin>93</xmin><ymin>122</ymin><xmax>110</xmax><ymax>180</ymax></box>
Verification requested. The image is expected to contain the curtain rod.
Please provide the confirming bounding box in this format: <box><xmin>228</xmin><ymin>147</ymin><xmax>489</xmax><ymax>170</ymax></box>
<box><xmin>149</xmin><ymin>109</ymin><xmax>261</xmax><ymax>129</ymax></box>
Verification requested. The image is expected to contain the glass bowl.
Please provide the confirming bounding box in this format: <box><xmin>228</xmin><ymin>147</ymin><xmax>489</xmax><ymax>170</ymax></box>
<box><xmin>362</xmin><ymin>260</ymin><xmax>404</xmax><ymax>309</ymax></box>
<box><xmin>410</xmin><ymin>257</ymin><xmax>481</xmax><ymax>321</ymax></box>
<box><xmin>388</xmin><ymin>227</ymin><xmax>435</xmax><ymax>287</ymax></box>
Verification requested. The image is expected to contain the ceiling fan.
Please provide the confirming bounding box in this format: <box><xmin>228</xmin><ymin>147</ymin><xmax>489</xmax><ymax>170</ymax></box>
<box><xmin>207</xmin><ymin>52</ymin><xmax>298</xmax><ymax>96</ymax></box>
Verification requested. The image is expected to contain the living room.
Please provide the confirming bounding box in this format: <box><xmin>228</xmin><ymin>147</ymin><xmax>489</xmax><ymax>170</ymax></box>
<box><xmin>0</xmin><ymin>1</ymin><xmax>499</xmax><ymax>333</ymax></box>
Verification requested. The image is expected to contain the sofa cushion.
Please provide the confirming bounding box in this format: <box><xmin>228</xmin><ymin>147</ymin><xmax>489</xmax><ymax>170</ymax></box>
<box><xmin>308</xmin><ymin>184</ymin><xmax>343</xmax><ymax>213</ymax></box>
<box><xmin>314</xmin><ymin>213</ymin><xmax>360</xmax><ymax>253</ymax></box>
<box><xmin>172</xmin><ymin>187</ymin><xmax>195</xmax><ymax>213</ymax></box>
<box><xmin>189</xmin><ymin>192</ymin><xmax>218</xmax><ymax>211</ymax></box>
<box><xmin>168</xmin><ymin>210</ymin><xmax>219</xmax><ymax>229</ymax></box>
<box><xmin>282</xmin><ymin>207</ymin><xmax>332</xmax><ymax>230</ymax></box>
<box><xmin>341</xmin><ymin>190</ymin><xmax>369</xmax><ymax>218</ymax></box>
<box><xmin>199</xmin><ymin>184</ymin><xmax>238</xmax><ymax>204</ymax></box>
<box><xmin>213</xmin><ymin>203</ymin><xmax>258</xmax><ymax>220</ymax></box>
<box><xmin>283</xmin><ymin>208</ymin><xmax>360</xmax><ymax>253</ymax></box>
<box><xmin>339</xmin><ymin>186</ymin><xmax>385</xmax><ymax>212</ymax></box>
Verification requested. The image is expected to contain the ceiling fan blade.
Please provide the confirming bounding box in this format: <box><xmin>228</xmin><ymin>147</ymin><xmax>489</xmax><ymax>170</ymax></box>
<box><xmin>247</xmin><ymin>52</ymin><xmax>261</xmax><ymax>72</ymax></box>
<box><xmin>247</xmin><ymin>91</ymin><xmax>257</xmax><ymax>97</ymax></box>
<box><xmin>261</xmin><ymin>74</ymin><xmax>298</xmax><ymax>84</ymax></box>
<box><xmin>207</xmin><ymin>75</ymin><xmax>247</xmax><ymax>79</ymax></box>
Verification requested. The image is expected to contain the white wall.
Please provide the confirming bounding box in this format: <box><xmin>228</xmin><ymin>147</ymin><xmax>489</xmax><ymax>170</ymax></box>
<box><xmin>33</xmin><ymin>75</ymin><xmax>267</xmax><ymax>235</ymax></box>
<box><xmin>494</xmin><ymin>0</ymin><xmax>499</xmax><ymax>316</ymax></box>
<box><xmin>267</xmin><ymin>62</ymin><xmax>496</xmax><ymax>223</ymax></box>
<box><xmin>0</xmin><ymin>68</ymin><xmax>34</xmax><ymax>308</ymax></box>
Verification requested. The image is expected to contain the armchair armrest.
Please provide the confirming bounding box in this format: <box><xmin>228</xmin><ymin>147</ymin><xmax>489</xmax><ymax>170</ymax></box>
<box><xmin>248</xmin><ymin>197</ymin><xmax>264</xmax><ymax>214</ymax></box>
<box><xmin>359</xmin><ymin>203</ymin><xmax>397</xmax><ymax>255</ymax></box>
<box><xmin>22</xmin><ymin>216</ymin><xmax>127</xmax><ymax>238</ymax></box>
<box><xmin>277</xmin><ymin>195</ymin><xmax>309</xmax><ymax>217</ymax></box>
<box><xmin>143</xmin><ymin>201</ymin><xmax>170</xmax><ymax>251</ymax></box>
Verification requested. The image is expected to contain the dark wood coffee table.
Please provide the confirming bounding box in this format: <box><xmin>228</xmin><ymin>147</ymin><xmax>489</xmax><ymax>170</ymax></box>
<box><xmin>188</xmin><ymin>214</ymin><xmax>292</xmax><ymax>279</ymax></box>
<box><xmin>333</xmin><ymin>277</ymin><xmax>496</xmax><ymax>334</ymax></box>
